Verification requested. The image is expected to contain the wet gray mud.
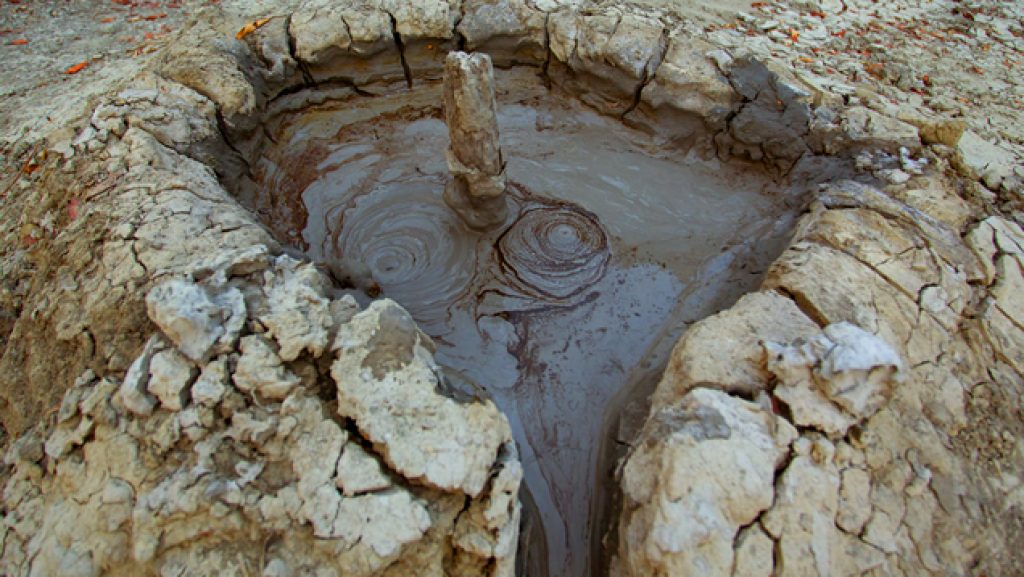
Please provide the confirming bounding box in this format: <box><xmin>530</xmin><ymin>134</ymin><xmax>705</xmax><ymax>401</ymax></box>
<box><xmin>238</xmin><ymin>67</ymin><xmax>814</xmax><ymax>577</ymax></box>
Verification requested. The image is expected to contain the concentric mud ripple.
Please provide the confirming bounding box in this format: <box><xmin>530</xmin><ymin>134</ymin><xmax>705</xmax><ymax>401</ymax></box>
<box><xmin>330</xmin><ymin>181</ymin><xmax>477</xmax><ymax>332</ymax></box>
<box><xmin>496</xmin><ymin>204</ymin><xmax>611</xmax><ymax>303</ymax></box>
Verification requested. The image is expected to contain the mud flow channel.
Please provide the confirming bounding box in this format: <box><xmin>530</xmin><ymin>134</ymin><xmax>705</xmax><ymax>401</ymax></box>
<box><xmin>237</xmin><ymin>67</ymin><xmax>807</xmax><ymax>577</ymax></box>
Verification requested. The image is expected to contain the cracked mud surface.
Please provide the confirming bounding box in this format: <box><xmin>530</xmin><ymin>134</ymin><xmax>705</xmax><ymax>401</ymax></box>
<box><xmin>1</xmin><ymin>1</ymin><xmax>1023</xmax><ymax>577</ymax></box>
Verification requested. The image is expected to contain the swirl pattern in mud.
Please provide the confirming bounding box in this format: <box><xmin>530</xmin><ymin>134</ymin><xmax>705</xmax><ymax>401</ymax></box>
<box><xmin>331</xmin><ymin>180</ymin><xmax>477</xmax><ymax>332</ymax></box>
<box><xmin>496</xmin><ymin>205</ymin><xmax>611</xmax><ymax>303</ymax></box>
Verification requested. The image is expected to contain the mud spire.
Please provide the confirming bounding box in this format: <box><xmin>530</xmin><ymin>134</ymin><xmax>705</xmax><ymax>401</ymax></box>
<box><xmin>442</xmin><ymin>51</ymin><xmax>509</xmax><ymax>231</ymax></box>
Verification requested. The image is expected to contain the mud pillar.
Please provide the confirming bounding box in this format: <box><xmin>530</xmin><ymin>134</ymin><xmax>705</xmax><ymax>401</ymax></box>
<box><xmin>442</xmin><ymin>51</ymin><xmax>508</xmax><ymax>231</ymax></box>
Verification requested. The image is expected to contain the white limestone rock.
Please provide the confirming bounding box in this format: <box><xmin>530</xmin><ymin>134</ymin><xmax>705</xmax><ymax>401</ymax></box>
<box><xmin>190</xmin><ymin>244</ymin><xmax>270</xmax><ymax>286</ymax></box>
<box><xmin>381</xmin><ymin>0</ymin><xmax>456</xmax><ymax>40</ymax></box>
<box><xmin>44</xmin><ymin>416</ymin><xmax>95</xmax><ymax>460</ymax></box>
<box><xmin>613</xmin><ymin>388</ymin><xmax>795</xmax><ymax>576</ymax></box>
<box><xmin>837</xmin><ymin>467</ymin><xmax>873</xmax><ymax>534</ymax></box>
<box><xmin>334</xmin><ymin>490</ymin><xmax>433</xmax><ymax>558</ymax></box>
<box><xmin>335</xmin><ymin>443</ymin><xmax>392</xmax><ymax>496</ymax></box>
<box><xmin>145</xmin><ymin>278</ymin><xmax>235</xmax><ymax>363</ymax></box>
<box><xmin>288</xmin><ymin>0</ymin><xmax>395</xmax><ymax>85</ymax></box>
<box><xmin>654</xmin><ymin>290</ymin><xmax>820</xmax><ymax>406</ymax></box>
<box><xmin>766</xmin><ymin>322</ymin><xmax>903</xmax><ymax>436</ymax></box>
<box><xmin>842</xmin><ymin>106</ymin><xmax>920</xmax><ymax>151</ymax></box>
<box><xmin>331</xmin><ymin>299</ymin><xmax>511</xmax><ymax>497</ymax></box>
<box><xmin>233</xmin><ymin>335</ymin><xmax>301</xmax><ymax>401</ymax></box>
<box><xmin>733</xmin><ymin>525</ymin><xmax>774</xmax><ymax>577</ymax></box>
<box><xmin>118</xmin><ymin>334</ymin><xmax>166</xmax><ymax>416</ymax></box>
<box><xmin>146</xmin><ymin>348</ymin><xmax>196</xmax><ymax>412</ymax></box>
<box><xmin>548</xmin><ymin>10</ymin><xmax>666</xmax><ymax>110</ymax></box>
<box><xmin>190</xmin><ymin>356</ymin><xmax>229</xmax><ymax>408</ymax></box>
<box><xmin>258</xmin><ymin>257</ymin><xmax>333</xmax><ymax>361</ymax></box>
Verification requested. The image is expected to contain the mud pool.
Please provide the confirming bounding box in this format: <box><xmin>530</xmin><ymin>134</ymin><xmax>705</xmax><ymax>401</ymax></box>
<box><xmin>238</xmin><ymin>68</ymin><xmax>808</xmax><ymax>577</ymax></box>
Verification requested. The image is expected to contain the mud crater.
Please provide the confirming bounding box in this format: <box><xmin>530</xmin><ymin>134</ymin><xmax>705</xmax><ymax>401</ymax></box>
<box><xmin>236</xmin><ymin>67</ymin><xmax>821</xmax><ymax>576</ymax></box>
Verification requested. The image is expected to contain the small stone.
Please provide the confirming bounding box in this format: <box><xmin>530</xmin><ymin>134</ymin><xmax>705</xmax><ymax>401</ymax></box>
<box><xmin>147</xmin><ymin>348</ymin><xmax>196</xmax><ymax>411</ymax></box>
<box><xmin>233</xmin><ymin>335</ymin><xmax>300</xmax><ymax>400</ymax></box>
<box><xmin>191</xmin><ymin>356</ymin><xmax>229</xmax><ymax>407</ymax></box>
<box><xmin>335</xmin><ymin>443</ymin><xmax>392</xmax><ymax>496</ymax></box>
<box><xmin>259</xmin><ymin>257</ymin><xmax>333</xmax><ymax>361</ymax></box>
<box><xmin>44</xmin><ymin>417</ymin><xmax>94</xmax><ymax>460</ymax></box>
<box><xmin>6</xmin><ymin>431</ymin><xmax>43</xmax><ymax>465</ymax></box>
<box><xmin>145</xmin><ymin>279</ymin><xmax>227</xmax><ymax>363</ymax></box>
<box><xmin>879</xmin><ymin>168</ymin><xmax>911</xmax><ymax>184</ymax></box>
<box><xmin>118</xmin><ymin>335</ymin><xmax>166</xmax><ymax>416</ymax></box>
<box><xmin>332</xmin><ymin>300</ymin><xmax>511</xmax><ymax>496</ymax></box>
<box><xmin>263</xmin><ymin>559</ymin><xmax>292</xmax><ymax>577</ymax></box>
<box><xmin>176</xmin><ymin>406</ymin><xmax>208</xmax><ymax>441</ymax></box>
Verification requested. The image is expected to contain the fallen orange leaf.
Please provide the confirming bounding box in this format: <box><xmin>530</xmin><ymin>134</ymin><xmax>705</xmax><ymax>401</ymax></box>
<box><xmin>143</xmin><ymin>13</ymin><xmax>166</xmax><ymax>21</ymax></box>
<box><xmin>10</xmin><ymin>38</ymin><xmax>27</xmax><ymax>45</ymax></box>
<box><xmin>65</xmin><ymin>61</ymin><xmax>88</xmax><ymax>74</ymax></box>
<box><xmin>68</xmin><ymin>198</ymin><xmax>80</xmax><ymax>221</ymax></box>
<box><xmin>799</xmin><ymin>56</ymin><xmax>815</xmax><ymax>63</ymax></box>
<box><xmin>235</xmin><ymin>17</ymin><xmax>271</xmax><ymax>40</ymax></box>
<box><xmin>100</xmin><ymin>17</ymin><xmax>115</xmax><ymax>23</ymax></box>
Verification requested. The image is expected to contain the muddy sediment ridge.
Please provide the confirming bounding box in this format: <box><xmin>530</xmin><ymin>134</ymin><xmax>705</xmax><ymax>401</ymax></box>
<box><xmin>232</xmin><ymin>52</ymin><xmax>838</xmax><ymax>577</ymax></box>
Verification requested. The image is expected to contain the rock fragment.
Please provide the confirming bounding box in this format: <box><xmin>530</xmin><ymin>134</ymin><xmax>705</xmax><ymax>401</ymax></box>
<box><xmin>653</xmin><ymin>290</ymin><xmax>820</xmax><ymax>406</ymax></box>
<box><xmin>145</xmin><ymin>279</ymin><xmax>227</xmax><ymax>363</ymax></box>
<box><xmin>233</xmin><ymin>334</ymin><xmax>301</xmax><ymax>400</ymax></box>
<box><xmin>612</xmin><ymin>388</ymin><xmax>794</xmax><ymax>576</ymax></box>
<box><xmin>258</xmin><ymin>256</ymin><xmax>333</xmax><ymax>361</ymax></box>
<box><xmin>842</xmin><ymin>106</ymin><xmax>920</xmax><ymax>151</ymax></box>
<box><xmin>332</xmin><ymin>300</ymin><xmax>511</xmax><ymax>496</ymax></box>
<box><xmin>335</xmin><ymin>442</ymin><xmax>393</xmax><ymax>496</ymax></box>
<box><xmin>191</xmin><ymin>356</ymin><xmax>229</xmax><ymax>407</ymax></box>
<box><xmin>639</xmin><ymin>32</ymin><xmax>737</xmax><ymax>137</ymax></box>
<box><xmin>118</xmin><ymin>335</ymin><xmax>166</xmax><ymax>416</ymax></box>
<box><xmin>766</xmin><ymin>322</ymin><xmax>903</xmax><ymax>436</ymax></box>
<box><xmin>146</xmin><ymin>348</ymin><xmax>196</xmax><ymax>411</ymax></box>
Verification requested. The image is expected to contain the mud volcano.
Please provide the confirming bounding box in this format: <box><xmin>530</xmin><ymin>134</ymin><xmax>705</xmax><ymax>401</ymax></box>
<box><xmin>238</xmin><ymin>63</ymin><xmax>814</xmax><ymax>576</ymax></box>
<box><xmin>7</xmin><ymin>1</ymin><xmax>1024</xmax><ymax>576</ymax></box>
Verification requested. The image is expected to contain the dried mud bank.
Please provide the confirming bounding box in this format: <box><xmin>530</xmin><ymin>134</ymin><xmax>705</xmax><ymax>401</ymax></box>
<box><xmin>0</xmin><ymin>2</ymin><xmax>1021</xmax><ymax>577</ymax></box>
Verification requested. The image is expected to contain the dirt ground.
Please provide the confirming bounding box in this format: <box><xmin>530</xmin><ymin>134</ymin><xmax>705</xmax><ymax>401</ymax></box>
<box><xmin>0</xmin><ymin>1</ymin><xmax>1022</xmax><ymax>575</ymax></box>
